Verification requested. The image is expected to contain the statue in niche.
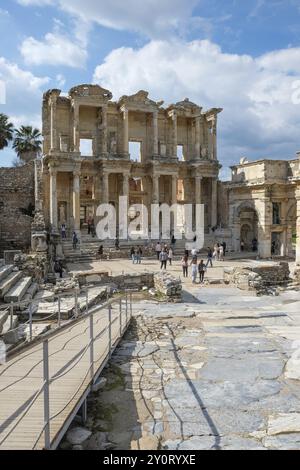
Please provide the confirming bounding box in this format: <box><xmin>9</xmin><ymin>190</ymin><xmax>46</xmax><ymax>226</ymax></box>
<box><xmin>59</xmin><ymin>203</ymin><xmax>66</xmax><ymax>224</ymax></box>
<box><xmin>201</xmin><ymin>147</ymin><xmax>207</xmax><ymax>158</ymax></box>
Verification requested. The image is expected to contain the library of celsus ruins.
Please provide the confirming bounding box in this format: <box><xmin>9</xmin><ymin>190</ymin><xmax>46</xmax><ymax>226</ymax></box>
<box><xmin>1</xmin><ymin>83</ymin><xmax>300</xmax><ymax>263</ymax></box>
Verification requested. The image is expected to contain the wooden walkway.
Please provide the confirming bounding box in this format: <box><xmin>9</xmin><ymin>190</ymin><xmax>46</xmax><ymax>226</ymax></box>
<box><xmin>0</xmin><ymin>295</ymin><xmax>132</xmax><ymax>450</ymax></box>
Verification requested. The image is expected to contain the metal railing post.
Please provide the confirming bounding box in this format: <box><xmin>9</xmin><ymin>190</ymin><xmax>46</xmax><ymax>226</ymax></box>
<box><xmin>108</xmin><ymin>305</ymin><xmax>112</xmax><ymax>358</ymax></box>
<box><xmin>74</xmin><ymin>290</ymin><xmax>78</xmax><ymax>318</ymax></box>
<box><xmin>89</xmin><ymin>313</ymin><xmax>94</xmax><ymax>382</ymax></box>
<box><xmin>58</xmin><ymin>295</ymin><xmax>61</xmax><ymax>328</ymax></box>
<box><xmin>86</xmin><ymin>288</ymin><xmax>89</xmax><ymax>315</ymax></box>
<box><xmin>10</xmin><ymin>302</ymin><xmax>14</xmax><ymax>330</ymax></box>
<box><xmin>125</xmin><ymin>293</ymin><xmax>128</xmax><ymax>326</ymax></box>
<box><xmin>119</xmin><ymin>299</ymin><xmax>122</xmax><ymax>336</ymax></box>
<box><xmin>29</xmin><ymin>303</ymin><xmax>33</xmax><ymax>342</ymax></box>
<box><xmin>43</xmin><ymin>340</ymin><xmax>51</xmax><ymax>450</ymax></box>
<box><xmin>130</xmin><ymin>292</ymin><xmax>133</xmax><ymax>318</ymax></box>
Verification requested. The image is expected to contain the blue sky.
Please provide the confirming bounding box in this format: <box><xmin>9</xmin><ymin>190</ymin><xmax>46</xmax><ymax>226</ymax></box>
<box><xmin>1</xmin><ymin>0</ymin><xmax>300</xmax><ymax>178</ymax></box>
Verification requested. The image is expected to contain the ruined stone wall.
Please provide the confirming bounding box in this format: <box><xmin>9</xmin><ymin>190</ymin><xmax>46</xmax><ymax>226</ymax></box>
<box><xmin>0</xmin><ymin>162</ymin><xmax>35</xmax><ymax>256</ymax></box>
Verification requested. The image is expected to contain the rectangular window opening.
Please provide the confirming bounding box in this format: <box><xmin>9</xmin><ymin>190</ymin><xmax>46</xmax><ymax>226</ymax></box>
<box><xmin>129</xmin><ymin>141</ymin><xmax>142</xmax><ymax>162</ymax></box>
<box><xmin>80</xmin><ymin>139</ymin><xmax>93</xmax><ymax>156</ymax></box>
<box><xmin>177</xmin><ymin>145</ymin><xmax>184</xmax><ymax>161</ymax></box>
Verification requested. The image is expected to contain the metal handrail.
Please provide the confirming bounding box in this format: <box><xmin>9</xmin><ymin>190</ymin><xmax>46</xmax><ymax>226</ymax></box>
<box><xmin>0</xmin><ymin>292</ymin><xmax>133</xmax><ymax>450</ymax></box>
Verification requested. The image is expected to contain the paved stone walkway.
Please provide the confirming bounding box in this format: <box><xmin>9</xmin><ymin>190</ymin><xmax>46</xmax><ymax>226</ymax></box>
<box><xmin>72</xmin><ymin>285</ymin><xmax>300</xmax><ymax>450</ymax></box>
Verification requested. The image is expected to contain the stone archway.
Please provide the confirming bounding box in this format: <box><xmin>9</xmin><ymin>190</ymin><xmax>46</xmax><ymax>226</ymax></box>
<box><xmin>238</xmin><ymin>206</ymin><xmax>259</xmax><ymax>251</ymax></box>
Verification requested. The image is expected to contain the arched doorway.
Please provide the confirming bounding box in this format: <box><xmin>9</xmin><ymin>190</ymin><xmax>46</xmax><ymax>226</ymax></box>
<box><xmin>238</xmin><ymin>206</ymin><xmax>259</xmax><ymax>251</ymax></box>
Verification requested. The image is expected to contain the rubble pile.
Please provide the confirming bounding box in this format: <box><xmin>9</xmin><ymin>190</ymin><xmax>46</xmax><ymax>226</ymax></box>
<box><xmin>14</xmin><ymin>253</ymin><xmax>50</xmax><ymax>282</ymax></box>
<box><xmin>224</xmin><ymin>262</ymin><xmax>290</xmax><ymax>295</ymax></box>
<box><xmin>154</xmin><ymin>272</ymin><xmax>182</xmax><ymax>302</ymax></box>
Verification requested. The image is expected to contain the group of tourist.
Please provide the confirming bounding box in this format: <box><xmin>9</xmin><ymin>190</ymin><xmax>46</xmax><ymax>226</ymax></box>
<box><xmin>130</xmin><ymin>246</ymin><xmax>144</xmax><ymax>264</ymax></box>
<box><xmin>155</xmin><ymin>242</ymin><xmax>174</xmax><ymax>269</ymax></box>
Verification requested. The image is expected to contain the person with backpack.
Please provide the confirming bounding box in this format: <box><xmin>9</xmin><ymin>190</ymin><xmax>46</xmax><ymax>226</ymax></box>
<box><xmin>206</xmin><ymin>247</ymin><xmax>213</xmax><ymax>268</ymax></box>
<box><xmin>159</xmin><ymin>249</ymin><xmax>168</xmax><ymax>270</ymax></box>
<box><xmin>130</xmin><ymin>247</ymin><xmax>136</xmax><ymax>263</ymax></box>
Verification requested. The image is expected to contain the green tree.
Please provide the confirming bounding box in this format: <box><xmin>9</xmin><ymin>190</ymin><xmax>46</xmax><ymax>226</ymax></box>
<box><xmin>13</xmin><ymin>125</ymin><xmax>42</xmax><ymax>162</ymax></box>
<box><xmin>0</xmin><ymin>113</ymin><xmax>14</xmax><ymax>150</ymax></box>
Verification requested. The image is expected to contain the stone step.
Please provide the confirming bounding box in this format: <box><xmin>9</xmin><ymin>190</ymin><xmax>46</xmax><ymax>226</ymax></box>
<box><xmin>0</xmin><ymin>315</ymin><xmax>18</xmax><ymax>336</ymax></box>
<box><xmin>0</xmin><ymin>308</ymin><xmax>9</xmax><ymax>333</ymax></box>
<box><xmin>0</xmin><ymin>265</ymin><xmax>13</xmax><ymax>283</ymax></box>
<box><xmin>0</xmin><ymin>271</ymin><xmax>22</xmax><ymax>299</ymax></box>
<box><xmin>4</xmin><ymin>277</ymin><xmax>32</xmax><ymax>303</ymax></box>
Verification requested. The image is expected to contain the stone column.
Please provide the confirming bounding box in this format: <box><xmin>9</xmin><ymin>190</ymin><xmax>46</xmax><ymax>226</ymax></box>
<box><xmin>296</xmin><ymin>186</ymin><xmax>300</xmax><ymax>264</ymax></box>
<box><xmin>152</xmin><ymin>175</ymin><xmax>159</xmax><ymax>204</ymax></box>
<box><xmin>50</xmin><ymin>97</ymin><xmax>57</xmax><ymax>151</ymax></box>
<box><xmin>211</xmin><ymin>178</ymin><xmax>218</xmax><ymax>227</ymax></box>
<box><xmin>195</xmin><ymin>176</ymin><xmax>202</xmax><ymax>205</ymax></box>
<box><xmin>102</xmin><ymin>171</ymin><xmax>109</xmax><ymax>204</ymax></box>
<box><xmin>49</xmin><ymin>166</ymin><xmax>58</xmax><ymax>232</ymax></box>
<box><xmin>171</xmin><ymin>175</ymin><xmax>177</xmax><ymax>205</ymax></box>
<box><xmin>123</xmin><ymin>173</ymin><xmax>129</xmax><ymax>198</ymax></box>
<box><xmin>171</xmin><ymin>112</ymin><xmax>177</xmax><ymax>159</ymax></box>
<box><xmin>123</xmin><ymin>108</ymin><xmax>129</xmax><ymax>156</ymax></box>
<box><xmin>73</xmin><ymin>170</ymin><xmax>81</xmax><ymax>235</ymax></box>
<box><xmin>195</xmin><ymin>117</ymin><xmax>201</xmax><ymax>159</ymax></box>
<box><xmin>207</xmin><ymin>123</ymin><xmax>213</xmax><ymax>160</ymax></box>
<box><xmin>102</xmin><ymin>106</ymin><xmax>108</xmax><ymax>155</ymax></box>
<box><xmin>73</xmin><ymin>102</ymin><xmax>80</xmax><ymax>153</ymax></box>
<box><xmin>153</xmin><ymin>110</ymin><xmax>159</xmax><ymax>156</ymax></box>
<box><xmin>256</xmin><ymin>193</ymin><xmax>272</xmax><ymax>258</ymax></box>
<box><xmin>212</xmin><ymin>117</ymin><xmax>217</xmax><ymax>160</ymax></box>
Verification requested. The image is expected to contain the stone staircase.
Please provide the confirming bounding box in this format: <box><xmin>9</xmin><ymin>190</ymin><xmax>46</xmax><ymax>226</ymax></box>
<box><xmin>61</xmin><ymin>233</ymin><xmax>226</xmax><ymax>264</ymax></box>
<box><xmin>0</xmin><ymin>265</ymin><xmax>34</xmax><ymax>304</ymax></box>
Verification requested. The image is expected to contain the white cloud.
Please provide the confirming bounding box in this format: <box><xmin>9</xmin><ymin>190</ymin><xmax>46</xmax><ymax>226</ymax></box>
<box><xmin>93</xmin><ymin>39</ymin><xmax>300</xmax><ymax>169</ymax></box>
<box><xmin>0</xmin><ymin>57</ymin><xmax>49</xmax><ymax>165</ymax></box>
<box><xmin>20</xmin><ymin>30</ymin><xmax>87</xmax><ymax>67</ymax></box>
<box><xmin>17</xmin><ymin>0</ymin><xmax>201</xmax><ymax>38</ymax></box>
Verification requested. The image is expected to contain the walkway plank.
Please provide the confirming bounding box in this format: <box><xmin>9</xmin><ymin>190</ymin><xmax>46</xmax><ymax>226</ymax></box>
<box><xmin>0</xmin><ymin>296</ymin><xmax>131</xmax><ymax>450</ymax></box>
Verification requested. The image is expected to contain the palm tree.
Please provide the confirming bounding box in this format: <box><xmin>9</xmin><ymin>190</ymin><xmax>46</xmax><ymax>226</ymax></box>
<box><xmin>13</xmin><ymin>126</ymin><xmax>42</xmax><ymax>162</ymax></box>
<box><xmin>0</xmin><ymin>113</ymin><xmax>14</xmax><ymax>150</ymax></box>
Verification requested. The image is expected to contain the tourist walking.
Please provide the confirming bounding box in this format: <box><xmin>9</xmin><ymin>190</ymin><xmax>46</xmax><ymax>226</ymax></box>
<box><xmin>130</xmin><ymin>247</ymin><xmax>136</xmax><ymax>263</ymax></box>
<box><xmin>61</xmin><ymin>223</ymin><xmax>67</xmax><ymax>239</ymax></box>
<box><xmin>190</xmin><ymin>256</ymin><xmax>198</xmax><ymax>284</ymax></box>
<box><xmin>219</xmin><ymin>244</ymin><xmax>224</xmax><ymax>261</ymax></box>
<box><xmin>198</xmin><ymin>259</ymin><xmax>206</xmax><ymax>284</ymax></box>
<box><xmin>206</xmin><ymin>247</ymin><xmax>213</xmax><ymax>268</ymax></box>
<box><xmin>168</xmin><ymin>247</ymin><xmax>173</xmax><ymax>265</ymax></box>
<box><xmin>90</xmin><ymin>219</ymin><xmax>96</xmax><ymax>238</ymax></box>
<box><xmin>213</xmin><ymin>243</ymin><xmax>219</xmax><ymax>260</ymax></box>
<box><xmin>155</xmin><ymin>242</ymin><xmax>162</xmax><ymax>260</ymax></box>
<box><xmin>222</xmin><ymin>241</ymin><xmax>227</xmax><ymax>257</ymax></box>
<box><xmin>160</xmin><ymin>249</ymin><xmax>168</xmax><ymax>270</ymax></box>
<box><xmin>87</xmin><ymin>216</ymin><xmax>92</xmax><ymax>235</ymax></box>
<box><xmin>54</xmin><ymin>259</ymin><xmax>63</xmax><ymax>279</ymax></box>
<box><xmin>181</xmin><ymin>255</ymin><xmax>189</xmax><ymax>278</ymax></box>
<box><xmin>137</xmin><ymin>247</ymin><xmax>143</xmax><ymax>264</ymax></box>
<box><xmin>241</xmin><ymin>240</ymin><xmax>245</xmax><ymax>252</ymax></box>
<box><xmin>72</xmin><ymin>231</ymin><xmax>78</xmax><ymax>250</ymax></box>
